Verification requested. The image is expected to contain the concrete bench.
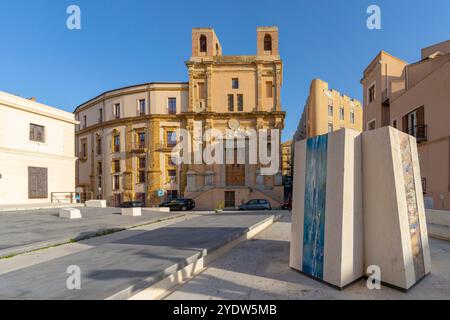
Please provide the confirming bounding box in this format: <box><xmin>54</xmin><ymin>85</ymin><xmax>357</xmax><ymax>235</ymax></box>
<box><xmin>121</xmin><ymin>208</ymin><xmax>142</xmax><ymax>217</ymax></box>
<box><xmin>59</xmin><ymin>208</ymin><xmax>82</xmax><ymax>219</ymax></box>
<box><xmin>85</xmin><ymin>200</ymin><xmax>107</xmax><ymax>208</ymax></box>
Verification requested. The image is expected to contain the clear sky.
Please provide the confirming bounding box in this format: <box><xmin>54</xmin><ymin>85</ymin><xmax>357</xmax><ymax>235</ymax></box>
<box><xmin>1</xmin><ymin>0</ymin><xmax>449</xmax><ymax>141</ymax></box>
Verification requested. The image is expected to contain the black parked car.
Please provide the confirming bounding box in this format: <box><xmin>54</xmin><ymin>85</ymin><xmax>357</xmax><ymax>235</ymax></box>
<box><xmin>119</xmin><ymin>201</ymin><xmax>144</xmax><ymax>208</ymax></box>
<box><xmin>238</xmin><ymin>199</ymin><xmax>272</xmax><ymax>211</ymax></box>
<box><xmin>159</xmin><ymin>198</ymin><xmax>195</xmax><ymax>211</ymax></box>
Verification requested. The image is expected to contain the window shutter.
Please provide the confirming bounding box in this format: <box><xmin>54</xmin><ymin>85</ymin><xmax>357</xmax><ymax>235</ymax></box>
<box><xmin>417</xmin><ymin>106</ymin><xmax>425</xmax><ymax>125</ymax></box>
<box><xmin>402</xmin><ymin>115</ymin><xmax>408</xmax><ymax>132</ymax></box>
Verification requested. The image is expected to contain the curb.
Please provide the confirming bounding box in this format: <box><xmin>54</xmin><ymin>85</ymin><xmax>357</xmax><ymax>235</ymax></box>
<box><xmin>106</xmin><ymin>213</ymin><xmax>282</xmax><ymax>300</ymax></box>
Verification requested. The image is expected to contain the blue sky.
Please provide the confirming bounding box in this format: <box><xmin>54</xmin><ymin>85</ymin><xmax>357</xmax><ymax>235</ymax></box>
<box><xmin>0</xmin><ymin>0</ymin><xmax>449</xmax><ymax>141</ymax></box>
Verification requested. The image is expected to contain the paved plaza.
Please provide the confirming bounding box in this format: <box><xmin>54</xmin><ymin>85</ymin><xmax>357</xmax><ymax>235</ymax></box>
<box><xmin>0</xmin><ymin>207</ymin><xmax>185</xmax><ymax>258</ymax></box>
<box><xmin>166</xmin><ymin>213</ymin><xmax>450</xmax><ymax>300</ymax></box>
<box><xmin>0</xmin><ymin>211</ymin><xmax>280</xmax><ymax>299</ymax></box>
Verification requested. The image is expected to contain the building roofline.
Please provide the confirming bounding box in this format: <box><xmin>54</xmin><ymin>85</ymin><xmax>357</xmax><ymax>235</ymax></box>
<box><xmin>0</xmin><ymin>91</ymin><xmax>78</xmax><ymax>124</ymax></box>
<box><xmin>362</xmin><ymin>50</ymin><xmax>408</xmax><ymax>78</ymax></box>
<box><xmin>73</xmin><ymin>81</ymin><xmax>189</xmax><ymax>113</ymax></box>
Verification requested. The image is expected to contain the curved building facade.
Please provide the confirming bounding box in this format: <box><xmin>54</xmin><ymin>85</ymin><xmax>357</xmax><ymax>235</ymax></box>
<box><xmin>74</xmin><ymin>27</ymin><xmax>286</xmax><ymax>209</ymax></box>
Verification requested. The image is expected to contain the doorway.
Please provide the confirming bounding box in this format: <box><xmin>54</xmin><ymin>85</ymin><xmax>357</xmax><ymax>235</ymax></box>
<box><xmin>224</xmin><ymin>191</ymin><xmax>235</xmax><ymax>208</ymax></box>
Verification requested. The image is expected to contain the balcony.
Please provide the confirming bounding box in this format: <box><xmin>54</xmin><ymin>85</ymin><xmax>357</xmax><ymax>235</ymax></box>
<box><xmin>131</xmin><ymin>142</ymin><xmax>147</xmax><ymax>153</ymax></box>
<box><xmin>405</xmin><ymin>125</ymin><xmax>427</xmax><ymax>143</ymax></box>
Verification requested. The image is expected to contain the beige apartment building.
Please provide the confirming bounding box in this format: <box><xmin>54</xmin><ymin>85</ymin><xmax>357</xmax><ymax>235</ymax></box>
<box><xmin>74</xmin><ymin>27</ymin><xmax>285</xmax><ymax>209</ymax></box>
<box><xmin>361</xmin><ymin>39</ymin><xmax>450</xmax><ymax>210</ymax></box>
<box><xmin>294</xmin><ymin>78</ymin><xmax>363</xmax><ymax>142</ymax></box>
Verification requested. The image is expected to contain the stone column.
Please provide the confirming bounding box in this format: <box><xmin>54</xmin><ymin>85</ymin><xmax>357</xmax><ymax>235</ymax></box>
<box><xmin>206</xmin><ymin>64</ymin><xmax>213</xmax><ymax>112</ymax></box>
<box><xmin>188</xmin><ymin>66</ymin><xmax>194</xmax><ymax>112</ymax></box>
<box><xmin>147</xmin><ymin>119</ymin><xmax>162</xmax><ymax>207</ymax></box>
<box><xmin>123</xmin><ymin>124</ymin><xmax>135</xmax><ymax>201</ymax></box>
<box><xmin>275</xmin><ymin>64</ymin><xmax>282</xmax><ymax>111</ymax></box>
<box><xmin>256</xmin><ymin>64</ymin><xmax>263</xmax><ymax>111</ymax></box>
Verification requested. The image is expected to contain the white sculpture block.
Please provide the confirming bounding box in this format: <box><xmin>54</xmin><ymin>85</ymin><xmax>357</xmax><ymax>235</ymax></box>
<box><xmin>121</xmin><ymin>207</ymin><xmax>142</xmax><ymax>217</ymax></box>
<box><xmin>85</xmin><ymin>200</ymin><xmax>107</xmax><ymax>208</ymax></box>
<box><xmin>59</xmin><ymin>208</ymin><xmax>82</xmax><ymax>219</ymax></box>
<box><xmin>290</xmin><ymin>129</ymin><xmax>363</xmax><ymax>288</ymax></box>
<box><xmin>362</xmin><ymin>126</ymin><xmax>431</xmax><ymax>290</ymax></box>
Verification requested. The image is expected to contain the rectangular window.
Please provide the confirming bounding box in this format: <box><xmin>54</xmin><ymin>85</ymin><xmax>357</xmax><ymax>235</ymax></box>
<box><xmin>167</xmin><ymin>131</ymin><xmax>176</xmax><ymax>147</ymax></box>
<box><xmin>368</xmin><ymin>85</ymin><xmax>375</xmax><ymax>103</ymax></box>
<box><xmin>113</xmin><ymin>175</ymin><xmax>120</xmax><ymax>190</ymax></box>
<box><xmin>138</xmin><ymin>170</ymin><xmax>146</xmax><ymax>184</ymax></box>
<box><xmin>368</xmin><ymin>120</ymin><xmax>376</xmax><ymax>130</ymax></box>
<box><xmin>168</xmin><ymin>169</ymin><xmax>177</xmax><ymax>183</ymax></box>
<box><xmin>350</xmin><ymin>110</ymin><xmax>355</xmax><ymax>124</ymax></box>
<box><xmin>168</xmin><ymin>98</ymin><xmax>177</xmax><ymax>114</ymax></box>
<box><xmin>138</xmin><ymin>157</ymin><xmax>146</xmax><ymax>169</ymax></box>
<box><xmin>198</xmin><ymin>83</ymin><xmax>205</xmax><ymax>99</ymax></box>
<box><xmin>266</xmin><ymin>81</ymin><xmax>273</xmax><ymax>98</ymax></box>
<box><xmin>28</xmin><ymin>166</ymin><xmax>48</xmax><ymax>199</ymax></box>
<box><xmin>30</xmin><ymin>124</ymin><xmax>45</xmax><ymax>143</ymax></box>
<box><xmin>393</xmin><ymin>119</ymin><xmax>397</xmax><ymax>128</ymax></box>
<box><xmin>114</xmin><ymin>103</ymin><xmax>121</xmax><ymax>119</ymax></box>
<box><xmin>98</xmin><ymin>176</ymin><xmax>102</xmax><ymax>189</ymax></box>
<box><xmin>83</xmin><ymin>115</ymin><xmax>87</xmax><ymax>128</ymax></box>
<box><xmin>339</xmin><ymin>107</ymin><xmax>344</xmax><ymax>120</ymax></box>
<box><xmin>97</xmin><ymin>137</ymin><xmax>102</xmax><ymax>155</ymax></box>
<box><xmin>139</xmin><ymin>99</ymin><xmax>146</xmax><ymax>116</ymax></box>
<box><xmin>237</xmin><ymin>94</ymin><xmax>243</xmax><ymax>111</ymax></box>
<box><xmin>97</xmin><ymin>161</ymin><xmax>102</xmax><ymax>175</ymax></box>
<box><xmin>328</xmin><ymin>105</ymin><xmax>333</xmax><ymax>117</ymax></box>
<box><xmin>99</xmin><ymin>109</ymin><xmax>103</xmax><ymax>123</ymax></box>
<box><xmin>114</xmin><ymin>135</ymin><xmax>120</xmax><ymax>152</ymax></box>
<box><xmin>228</xmin><ymin>94</ymin><xmax>234</xmax><ymax>111</ymax></box>
<box><xmin>328</xmin><ymin>123</ymin><xmax>333</xmax><ymax>133</ymax></box>
<box><xmin>113</xmin><ymin>160</ymin><xmax>120</xmax><ymax>173</ymax></box>
<box><xmin>232</xmin><ymin>78</ymin><xmax>239</xmax><ymax>89</ymax></box>
<box><xmin>80</xmin><ymin>139</ymin><xmax>87</xmax><ymax>159</ymax></box>
<box><xmin>138</xmin><ymin>132</ymin><xmax>146</xmax><ymax>149</ymax></box>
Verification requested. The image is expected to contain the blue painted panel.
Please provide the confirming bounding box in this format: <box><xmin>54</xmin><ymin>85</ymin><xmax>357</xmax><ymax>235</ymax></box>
<box><xmin>302</xmin><ymin>134</ymin><xmax>328</xmax><ymax>279</ymax></box>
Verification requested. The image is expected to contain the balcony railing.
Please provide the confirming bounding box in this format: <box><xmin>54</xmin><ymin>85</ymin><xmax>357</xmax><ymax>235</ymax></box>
<box><xmin>405</xmin><ymin>124</ymin><xmax>427</xmax><ymax>143</ymax></box>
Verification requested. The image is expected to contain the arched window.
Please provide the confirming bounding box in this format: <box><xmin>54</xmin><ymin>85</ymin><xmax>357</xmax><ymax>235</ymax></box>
<box><xmin>264</xmin><ymin>34</ymin><xmax>272</xmax><ymax>51</ymax></box>
<box><xmin>215</xmin><ymin>43</ymin><xmax>219</xmax><ymax>53</ymax></box>
<box><xmin>200</xmin><ymin>35</ymin><xmax>207</xmax><ymax>53</ymax></box>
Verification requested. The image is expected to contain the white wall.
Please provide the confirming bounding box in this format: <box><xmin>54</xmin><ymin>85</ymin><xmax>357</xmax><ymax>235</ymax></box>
<box><xmin>0</xmin><ymin>92</ymin><xmax>77</xmax><ymax>205</ymax></box>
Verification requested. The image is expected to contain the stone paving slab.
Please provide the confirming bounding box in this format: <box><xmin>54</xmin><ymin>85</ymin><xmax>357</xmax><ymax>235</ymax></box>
<box><xmin>0</xmin><ymin>211</ymin><xmax>280</xmax><ymax>299</ymax></box>
<box><xmin>166</xmin><ymin>213</ymin><xmax>450</xmax><ymax>300</ymax></box>
<box><xmin>0</xmin><ymin>207</ymin><xmax>185</xmax><ymax>258</ymax></box>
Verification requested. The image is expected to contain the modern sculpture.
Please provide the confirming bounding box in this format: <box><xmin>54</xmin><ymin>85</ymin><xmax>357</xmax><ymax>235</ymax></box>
<box><xmin>290</xmin><ymin>127</ymin><xmax>431</xmax><ymax>290</ymax></box>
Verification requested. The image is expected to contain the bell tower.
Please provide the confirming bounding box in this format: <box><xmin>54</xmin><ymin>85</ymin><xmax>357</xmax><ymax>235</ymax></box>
<box><xmin>257</xmin><ymin>26</ymin><xmax>279</xmax><ymax>56</ymax></box>
<box><xmin>191</xmin><ymin>28</ymin><xmax>222</xmax><ymax>58</ymax></box>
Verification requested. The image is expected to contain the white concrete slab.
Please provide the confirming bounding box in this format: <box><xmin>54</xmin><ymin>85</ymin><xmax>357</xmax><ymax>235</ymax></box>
<box><xmin>121</xmin><ymin>207</ymin><xmax>142</xmax><ymax>217</ymax></box>
<box><xmin>59</xmin><ymin>208</ymin><xmax>82</xmax><ymax>219</ymax></box>
<box><xmin>85</xmin><ymin>200</ymin><xmax>106</xmax><ymax>208</ymax></box>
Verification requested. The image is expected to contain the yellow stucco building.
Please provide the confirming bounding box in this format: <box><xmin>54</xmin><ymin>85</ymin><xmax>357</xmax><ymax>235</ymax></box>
<box><xmin>74</xmin><ymin>27</ymin><xmax>286</xmax><ymax>209</ymax></box>
<box><xmin>294</xmin><ymin>79</ymin><xmax>363</xmax><ymax>141</ymax></box>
